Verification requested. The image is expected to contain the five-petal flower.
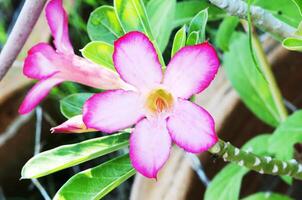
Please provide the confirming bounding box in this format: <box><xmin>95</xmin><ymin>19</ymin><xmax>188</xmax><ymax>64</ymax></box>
<box><xmin>19</xmin><ymin>0</ymin><xmax>129</xmax><ymax>114</ymax></box>
<box><xmin>83</xmin><ymin>31</ymin><xmax>220</xmax><ymax>178</ymax></box>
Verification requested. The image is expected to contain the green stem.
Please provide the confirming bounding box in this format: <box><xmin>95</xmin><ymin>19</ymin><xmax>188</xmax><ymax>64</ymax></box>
<box><xmin>252</xmin><ymin>33</ymin><xmax>288</xmax><ymax>121</ymax></box>
<box><xmin>208</xmin><ymin>140</ymin><xmax>302</xmax><ymax>180</ymax></box>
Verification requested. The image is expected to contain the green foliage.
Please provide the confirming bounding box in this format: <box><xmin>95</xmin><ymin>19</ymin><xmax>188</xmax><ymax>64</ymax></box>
<box><xmin>60</xmin><ymin>93</ymin><xmax>94</xmax><ymax>119</ymax></box>
<box><xmin>54</xmin><ymin>154</ymin><xmax>135</xmax><ymax>200</ymax></box>
<box><xmin>173</xmin><ymin>0</ymin><xmax>225</xmax><ymax>28</ymax></box>
<box><xmin>282</xmin><ymin>37</ymin><xmax>302</xmax><ymax>51</ymax></box>
<box><xmin>147</xmin><ymin>0</ymin><xmax>176</xmax><ymax>51</ymax></box>
<box><xmin>87</xmin><ymin>5</ymin><xmax>124</xmax><ymax>43</ymax></box>
<box><xmin>81</xmin><ymin>41</ymin><xmax>115</xmax><ymax>70</ymax></box>
<box><xmin>205</xmin><ymin>134</ymin><xmax>271</xmax><ymax>200</ymax></box>
<box><xmin>224</xmin><ymin>33</ymin><xmax>281</xmax><ymax>127</ymax></box>
<box><xmin>242</xmin><ymin>192</ymin><xmax>293</xmax><ymax>200</ymax></box>
<box><xmin>171</xmin><ymin>26</ymin><xmax>187</xmax><ymax>57</ymax></box>
<box><xmin>187</xmin><ymin>9</ymin><xmax>208</xmax><ymax>43</ymax></box>
<box><xmin>290</xmin><ymin>0</ymin><xmax>302</xmax><ymax>16</ymax></box>
<box><xmin>21</xmin><ymin>132</ymin><xmax>130</xmax><ymax>179</ymax></box>
<box><xmin>215</xmin><ymin>16</ymin><xmax>239</xmax><ymax>51</ymax></box>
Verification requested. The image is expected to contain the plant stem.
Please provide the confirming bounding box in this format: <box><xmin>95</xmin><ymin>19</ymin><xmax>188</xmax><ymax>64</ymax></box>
<box><xmin>208</xmin><ymin>0</ymin><xmax>295</xmax><ymax>40</ymax></box>
<box><xmin>252</xmin><ymin>33</ymin><xmax>288</xmax><ymax>121</ymax></box>
<box><xmin>208</xmin><ymin>140</ymin><xmax>302</xmax><ymax>180</ymax></box>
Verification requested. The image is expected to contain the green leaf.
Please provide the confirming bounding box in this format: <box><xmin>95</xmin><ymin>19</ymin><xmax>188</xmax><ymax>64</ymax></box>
<box><xmin>291</xmin><ymin>0</ymin><xmax>302</xmax><ymax>16</ymax></box>
<box><xmin>269</xmin><ymin>110</ymin><xmax>302</xmax><ymax>162</ymax></box>
<box><xmin>54</xmin><ymin>154</ymin><xmax>135</xmax><ymax>200</ymax></box>
<box><xmin>253</xmin><ymin>0</ymin><xmax>302</xmax><ymax>27</ymax></box>
<box><xmin>173</xmin><ymin>0</ymin><xmax>225</xmax><ymax>28</ymax></box>
<box><xmin>87</xmin><ymin>5</ymin><xmax>124</xmax><ymax>43</ymax></box>
<box><xmin>21</xmin><ymin>132</ymin><xmax>130</xmax><ymax>179</ymax></box>
<box><xmin>60</xmin><ymin>93</ymin><xmax>94</xmax><ymax>119</ymax></box>
<box><xmin>171</xmin><ymin>26</ymin><xmax>186</xmax><ymax>57</ymax></box>
<box><xmin>114</xmin><ymin>0</ymin><xmax>153</xmax><ymax>38</ymax></box>
<box><xmin>282</xmin><ymin>37</ymin><xmax>302</xmax><ymax>52</ymax></box>
<box><xmin>224</xmin><ymin>33</ymin><xmax>281</xmax><ymax>127</ymax></box>
<box><xmin>188</xmin><ymin>9</ymin><xmax>208</xmax><ymax>43</ymax></box>
<box><xmin>215</xmin><ymin>16</ymin><xmax>239</xmax><ymax>51</ymax></box>
<box><xmin>242</xmin><ymin>192</ymin><xmax>293</xmax><ymax>200</ymax></box>
<box><xmin>147</xmin><ymin>0</ymin><xmax>176</xmax><ymax>51</ymax></box>
<box><xmin>186</xmin><ymin>31</ymin><xmax>199</xmax><ymax>46</ymax></box>
<box><xmin>81</xmin><ymin>41</ymin><xmax>115</xmax><ymax>71</ymax></box>
<box><xmin>205</xmin><ymin>134</ymin><xmax>271</xmax><ymax>200</ymax></box>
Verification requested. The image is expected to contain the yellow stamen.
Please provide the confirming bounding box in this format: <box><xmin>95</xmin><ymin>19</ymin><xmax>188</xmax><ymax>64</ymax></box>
<box><xmin>146</xmin><ymin>89</ymin><xmax>173</xmax><ymax>113</ymax></box>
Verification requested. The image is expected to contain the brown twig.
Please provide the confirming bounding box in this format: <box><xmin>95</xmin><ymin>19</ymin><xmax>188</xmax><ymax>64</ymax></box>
<box><xmin>0</xmin><ymin>0</ymin><xmax>47</xmax><ymax>81</ymax></box>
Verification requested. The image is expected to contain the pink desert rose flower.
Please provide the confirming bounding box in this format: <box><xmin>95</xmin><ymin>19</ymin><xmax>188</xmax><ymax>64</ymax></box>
<box><xmin>50</xmin><ymin>115</ymin><xmax>96</xmax><ymax>133</ymax></box>
<box><xmin>83</xmin><ymin>31</ymin><xmax>220</xmax><ymax>178</ymax></box>
<box><xmin>18</xmin><ymin>0</ymin><xmax>129</xmax><ymax>114</ymax></box>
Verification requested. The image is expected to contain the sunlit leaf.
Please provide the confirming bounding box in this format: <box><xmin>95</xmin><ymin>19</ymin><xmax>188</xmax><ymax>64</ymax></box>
<box><xmin>21</xmin><ymin>132</ymin><xmax>130</xmax><ymax>179</ymax></box>
<box><xmin>81</xmin><ymin>41</ymin><xmax>115</xmax><ymax>71</ymax></box>
<box><xmin>282</xmin><ymin>37</ymin><xmax>302</xmax><ymax>52</ymax></box>
<box><xmin>54</xmin><ymin>154</ymin><xmax>135</xmax><ymax>200</ymax></box>
<box><xmin>205</xmin><ymin>134</ymin><xmax>271</xmax><ymax>200</ymax></box>
<box><xmin>171</xmin><ymin>26</ymin><xmax>186</xmax><ymax>57</ymax></box>
<box><xmin>60</xmin><ymin>93</ymin><xmax>94</xmax><ymax>119</ymax></box>
<box><xmin>215</xmin><ymin>16</ymin><xmax>239</xmax><ymax>51</ymax></box>
<box><xmin>147</xmin><ymin>0</ymin><xmax>176</xmax><ymax>51</ymax></box>
<box><xmin>291</xmin><ymin>0</ymin><xmax>302</xmax><ymax>16</ymax></box>
<box><xmin>188</xmin><ymin>9</ymin><xmax>208</xmax><ymax>43</ymax></box>
<box><xmin>186</xmin><ymin>31</ymin><xmax>199</xmax><ymax>46</ymax></box>
<box><xmin>224</xmin><ymin>33</ymin><xmax>281</xmax><ymax>126</ymax></box>
<box><xmin>87</xmin><ymin>5</ymin><xmax>124</xmax><ymax>43</ymax></box>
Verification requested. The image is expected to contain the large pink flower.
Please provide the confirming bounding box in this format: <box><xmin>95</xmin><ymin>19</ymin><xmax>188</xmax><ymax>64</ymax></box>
<box><xmin>19</xmin><ymin>0</ymin><xmax>129</xmax><ymax>114</ymax></box>
<box><xmin>83</xmin><ymin>31</ymin><xmax>220</xmax><ymax>178</ymax></box>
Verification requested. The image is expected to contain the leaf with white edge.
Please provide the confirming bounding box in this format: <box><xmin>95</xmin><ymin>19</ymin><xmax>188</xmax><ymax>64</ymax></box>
<box><xmin>282</xmin><ymin>37</ymin><xmax>302</xmax><ymax>52</ymax></box>
<box><xmin>242</xmin><ymin>192</ymin><xmax>293</xmax><ymax>200</ymax></box>
<box><xmin>81</xmin><ymin>41</ymin><xmax>115</xmax><ymax>71</ymax></box>
<box><xmin>114</xmin><ymin>0</ymin><xmax>153</xmax><ymax>38</ymax></box>
<box><xmin>224</xmin><ymin>33</ymin><xmax>281</xmax><ymax>127</ymax></box>
<box><xmin>54</xmin><ymin>154</ymin><xmax>135</xmax><ymax>200</ymax></box>
<box><xmin>291</xmin><ymin>0</ymin><xmax>302</xmax><ymax>16</ymax></box>
<box><xmin>215</xmin><ymin>16</ymin><xmax>239</xmax><ymax>51</ymax></box>
<box><xmin>186</xmin><ymin>31</ymin><xmax>199</xmax><ymax>46</ymax></box>
<box><xmin>147</xmin><ymin>0</ymin><xmax>176</xmax><ymax>51</ymax></box>
<box><xmin>171</xmin><ymin>25</ymin><xmax>186</xmax><ymax>57</ymax></box>
<box><xmin>205</xmin><ymin>134</ymin><xmax>271</xmax><ymax>200</ymax></box>
<box><xmin>188</xmin><ymin>8</ymin><xmax>208</xmax><ymax>43</ymax></box>
<box><xmin>173</xmin><ymin>0</ymin><xmax>225</xmax><ymax>28</ymax></box>
<box><xmin>21</xmin><ymin>132</ymin><xmax>130</xmax><ymax>179</ymax></box>
<box><xmin>60</xmin><ymin>93</ymin><xmax>94</xmax><ymax>119</ymax></box>
<box><xmin>87</xmin><ymin>5</ymin><xmax>124</xmax><ymax>43</ymax></box>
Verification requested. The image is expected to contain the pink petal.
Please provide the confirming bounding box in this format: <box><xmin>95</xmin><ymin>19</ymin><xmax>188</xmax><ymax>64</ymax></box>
<box><xmin>113</xmin><ymin>31</ymin><xmax>162</xmax><ymax>91</ymax></box>
<box><xmin>167</xmin><ymin>99</ymin><xmax>218</xmax><ymax>153</ymax></box>
<box><xmin>51</xmin><ymin>115</ymin><xmax>96</xmax><ymax>133</ymax></box>
<box><xmin>19</xmin><ymin>74</ymin><xmax>63</xmax><ymax>114</ymax></box>
<box><xmin>163</xmin><ymin>42</ymin><xmax>220</xmax><ymax>99</ymax></box>
<box><xmin>130</xmin><ymin>117</ymin><xmax>171</xmax><ymax>178</ymax></box>
<box><xmin>23</xmin><ymin>43</ymin><xmax>60</xmax><ymax>79</ymax></box>
<box><xmin>83</xmin><ymin>90</ymin><xmax>145</xmax><ymax>133</ymax></box>
<box><xmin>46</xmin><ymin>0</ymin><xmax>73</xmax><ymax>54</ymax></box>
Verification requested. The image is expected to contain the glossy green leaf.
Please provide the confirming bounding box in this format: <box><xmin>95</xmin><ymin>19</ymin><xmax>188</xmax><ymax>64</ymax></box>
<box><xmin>205</xmin><ymin>134</ymin><xmax>271</xmax><ymax>200</ymax></box>
<box><xmin>81</xmin><ymin>41</ymin><xmax>115</xmax><ymax>71</ymax></box>
<box><xmin>87</xmin><ymin>6</ymin><xmax>124</xmax><ymax>43</ymax></box>
<box><xmin>186</xmin><ymin>31</ymin><xmax>199</xmax><ymax>46</ymax></box>
<box><xmin>253</xmin><ymin>0</ymin><xmax>302</xmax><ymax>27</ymax></box>
<box><xmin>114</xmin><ymin>0</ymin><xmax>153</xmax><ymax>38</ymax></box>
<box><xmin>173</xmin><ymin>0</ymin><xmax>225</xmax><ymax>28</ymax></box>
<box><xmin>282</xmin><ymin>37</ymin><xmax>302</xmax><ymax>52</ymax></box>
<box><xmin>21</xmin><ymin>132</ymin><xmax>130</xmax><ymax>179</ymax></box>
<box><xmin>54</xmin><ymin>154</ymin><xmax>135</xmax><ymax>200</ymax></box>
<box><xmin>242</xmin><ymin>192</ymin><xmax>293</xmax><ymax>200</ymax></box>
<box><xmin>269</xmin><ymin>110</ymin><xmax>302</xmax><ymax>162</ymax></box>
<box><xmin>224</xmin><ymin>33</ymin><xmax>281</xmax><ymax>127</ymax></box>
<box><xmin>291</xmin><ymin>0</ymin><xmax>302</xmax><ymax>16</ymax></box>
<box><xmin>147</xmin><ymin>0</ymin><xmax>176</xmax><ymax>51</ymax></box>
<box><xmin>60</xmin><ymin>93</ymin><xmax>94</xmax><ymax>119</ymax></box>
<box><xmin>215</xmin><ymin>16</ymin><xmax>239</xmax><ymax>51</ymax></box>
<box><xmin>188</xmin><ymin>9</ymin><xmax>208</xmax><ymax>43</ymax></box>
<box><xmin>171</xmin><ymin>26</ymin><xmax>186</xmax><ymax>57</ymax></box>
